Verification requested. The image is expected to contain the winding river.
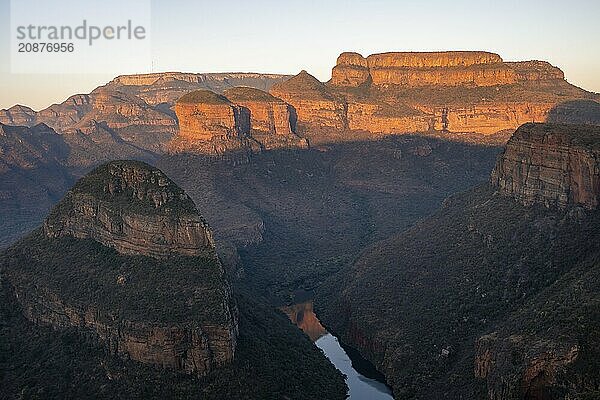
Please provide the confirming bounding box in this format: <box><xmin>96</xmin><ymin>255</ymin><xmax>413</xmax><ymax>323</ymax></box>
<box><xmin>283</xmin><ymin>301</ymin><xmax>394</xmax><ymax>400</ymax></box>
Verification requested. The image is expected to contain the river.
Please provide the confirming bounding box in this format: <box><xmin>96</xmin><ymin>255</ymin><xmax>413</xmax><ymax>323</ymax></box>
<box><xmin>283</xmin><ymin>301</ymin><xmax>395</xmax><ymax>400</ymax></box>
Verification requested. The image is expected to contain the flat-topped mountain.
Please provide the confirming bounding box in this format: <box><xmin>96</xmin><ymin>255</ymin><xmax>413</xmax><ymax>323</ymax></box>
<box><xmin>2</xmin><ymin>160</ymin><xmax>237</xmax><ymax>377</ymax></box>
<box><xmin>331</xmin><ymin>51</ymin><xmax>564</xmax><ymax>87</ymax></box>
<box><xmin>316</xmin><ymin>122</ymin><xmax>600</xmax><ymax>399</ymax></box>
<box><xmin>491</xmin><ymin>123</ymin><xmax>600</xmax><ymax>209</ymax></box>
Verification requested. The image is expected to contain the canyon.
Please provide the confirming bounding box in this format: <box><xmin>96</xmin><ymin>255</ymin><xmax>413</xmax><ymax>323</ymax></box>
<box><xmin>1</xmin><ymin>51</ymin><xmax>600</xmax><ymax>400</ymax></box>
<box><xmin>315</xmin><ymin>123</ymin><xmax>600</xmax><ymax>399</ymax></box>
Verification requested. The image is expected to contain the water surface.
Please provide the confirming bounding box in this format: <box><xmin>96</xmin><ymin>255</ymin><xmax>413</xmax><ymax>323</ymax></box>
<box><xmin>283</xmin><ymin>301</ymin><xmax>394</xmax><ymax>400</ymax></box>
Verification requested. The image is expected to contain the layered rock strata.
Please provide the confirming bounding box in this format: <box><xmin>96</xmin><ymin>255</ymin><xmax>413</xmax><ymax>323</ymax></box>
<box><xmin>331</xmin><ymin>51</ymin><xmax>564</xmax><ymax>88</ymax></box>
<box><xmin>270</xmin><ymin>71</ymin><xmax>347</xmax><ymax>133</ymax></box>
<box><xmin>3</xmin><ymin>160</ymin><xmax>237</xmax><ymax>377</ymax></box>
<box><xmin>491</xmin><ymin>123</ymin><xmax>600</xmax><ymax>209</ymax></box>
<box><xmin>325</xmin><ymin>51</ymin><xmax>597</xmax><ymax>136</ymax></box>
<box><xmin>171</xmin><ymin>89</ymin><xmax>259</xmax><ymax>155</ymax></box>
<box><xmin>44</xmin><ymin>160</ymin><xmax>215</xmax><ymax>257</ymax></box>
<box><xmin>224</xmin><ymin>86</ymin><xmax>308</xmax><ymax>149</ymax></box>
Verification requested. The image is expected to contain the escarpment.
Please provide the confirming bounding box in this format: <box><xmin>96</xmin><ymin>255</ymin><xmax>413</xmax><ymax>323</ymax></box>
<box><xmin>331</xmin><ymin>51</ymin><xmax>564</xmax><ymax>88</ymax></box>
<box><xmin>491</xmin><ymin>123</ymin><xmax>600</xmax><ymax>209</ymax></box>
<box><xmin>325</xmin><ymin>51</ymin><xmax>597</xmax><ymax>137</ymax></box>
<box><xmin>2</xmin><ymin>160</ymin><xmax>238</xmax><ymax>378</ymax></box>
<box><xmin>171</xmin><ymin>88</ymin><xmax>306</xmax><ymax>155</ymax></box>
<box><xmin>170</xmin><ymin>89</ymin><xmax>258</xmax><ymax>155</ymax></box>
<box><xmin>316</xmin><ymin>123</ymin><xmax>600</xmax><ymax>399</ymax></box>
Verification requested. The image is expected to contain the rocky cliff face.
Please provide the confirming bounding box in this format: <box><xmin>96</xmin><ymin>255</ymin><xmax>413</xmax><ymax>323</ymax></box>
<box><xmin>491</xmin><ymin>123</ymin><xmax>600</xmax><ymax>209</ymax></box>
<box><xmin>171</xmin><ymin>90</ymin><xmax>259</xmax><ymax>155</ymax></box>
<box><xmin>0</xmin><ymin>73</ymin><xmax>289</xmax><ymax>165</ymax></box>
<box><xmin>171</xmin><ymin>88</ymin><xmax>307</xmax><ymax>155</ymax></box>
<box><xmin>0</xmin><ymin>105</ymin><xmax>36</xmax><ymax>126</ymax></box>
<box><xmin>224</xmin><ymin>87</ymin><xmax>308</xmax><ymax>150</ymax></box>
<box><xmin>44</xmin><ymin>160</ymin><xmax>215</xmax><ymax>257</ymax></box>
<box><xmin>270</xmin><ymin>71</ymin><xmax>347</xmax><ymax>133</ymax></box>
<box><xmin>475</xmin><ymin>333</ymin><xmax>581</xmax><ymax>400</ymax></box>
<box><xmin>324</xmin><ymin>51</ymin><xmax>599</xmax><ymax>137</ymax></box>
<box><xmin>331</xmin><ymin>51</ymin><xmax>564</xmax><ymax>88</ymax></box>
<box><xmin>109</xmin><ymin>72</ymin><xmax>290</xmax><ymax>106</ymax></box>
<box><xmin>315</xmin><ymin>123</ymin><xmax>600</xmax><ymax>399</ymax></box>
<box><xmin>2</xmin><ymin>160</ymin><xmax>237</xmax><ymax>377</ymax></box>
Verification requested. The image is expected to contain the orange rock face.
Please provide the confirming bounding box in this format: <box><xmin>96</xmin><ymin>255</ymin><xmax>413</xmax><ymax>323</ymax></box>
<box><xmin>224</xmin><ymin>87</ymin><xmax>295</xmax><ymax>135</ymax></box>
<box><xmin>491</xmin><ymin>123</ymin><xmax>600</xmax><ymax>209</ymax></box>
<box><xmin>347</xmin><ymin>101</ymin><xmax>432</xmax><ymax>133</ymax></box>
<box><xmin>175</xmin><ymin>90</ymin><xmax>250</xmax><ymax>141</ymax></box>
<box><xmin>415</xmin><ymin>102</ymin><xmax>555</xmax><ymax>134</ymax></box>
<box><xmin>270</xmin><ymin>71</ymin><xmax>347</xmax><ymax>132</ymax></box>
<box><xmin>172</xmin><ymin>88</ymin><xmax>308</xmax><ymax>154</ymax></box>
<box><xmin>331</xmin><ymin>51</ymin><xmax>564</xmax><ymax>88</ymax></box>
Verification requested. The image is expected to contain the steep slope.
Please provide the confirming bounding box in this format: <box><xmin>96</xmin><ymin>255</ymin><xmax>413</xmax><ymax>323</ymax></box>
<box><xmin>0</xmin><ymin>73</ymin><xmax>289</xmax><ymax>165</ymax></box>
<box><xmin>0</xmin><ymin>160</ymin><xmax>347</xmax><ymax>399</ymax></box>
<box><xmin>270</xmin><ymin>70</ymin><xmax>348</xmax><ymax>134</ymax></box>
<box><xmin>316</xmin><ymin>123</ymin><xmax>600</xmax><ymax>399</ymax></box>
<box><xmin>491</xmin><ymin>123</ymin><xmax>600</xmax><ymax>209</ymax></box>
<box><xmin>224</xmin><ymin>86</ymin><xmax>308</xmax><ymax>150</ymax></box>
<box><xmin>0</xmin><ymin>123</ymin><xmax>75</xmax><ymax>247</ymax></box>
<box><xmin>158</xmin><ymin>135</ymin><xmax>501</xmax><ymax>302</ymax></box>
<box><xmin>170</xmin><ymin>89</ymin><xmax>260</xmax><ymax>156</ymax></box>
<box><xmin>264</xmin><ymin>51</ymin><xmax>600</xmax><ymax>143</ymax></box>
<box><xmin>2</xmin><ymin>160</ymin><xmax>237</xmax><ymax>377</ymax></box>
<box><xmin>0</xmin><ymin>280</ymin><xmax>347</xmax><ymax>400</ymax></box>
<box><xmin>326</xmin><ymin>51</ymin><xmax>600</xmax><ymax>136</ymax></box>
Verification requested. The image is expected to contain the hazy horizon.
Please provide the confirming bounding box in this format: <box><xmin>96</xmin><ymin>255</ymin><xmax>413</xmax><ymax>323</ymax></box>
<box><xmin>1</xmin><ymin>0</ymin><xmax>599</xmax><ymax>110</ymax></box>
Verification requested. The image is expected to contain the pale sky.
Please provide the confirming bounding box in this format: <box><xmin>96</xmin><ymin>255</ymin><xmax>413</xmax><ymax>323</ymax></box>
<box><xmin>1</xmin><ymin>0</ymin><xmax>599</xmax><ymax>110</ymax></box>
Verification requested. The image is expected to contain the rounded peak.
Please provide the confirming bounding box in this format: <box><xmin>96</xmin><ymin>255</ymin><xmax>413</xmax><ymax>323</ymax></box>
<box><xmin>177</xmin><ymin>90</ymin><xmax>231</xmax><ymax>105</ymax></box>
<box><xmin>336</xmin><ymin>52</ymin><xmax>368</xmax><ymax>67</ymax></box>
<box><xmin>224</xmin><ymin>86</ymin><xmax>282</xmax><ymax>103</ymax></box>
<box><xmin>55</xmin><ymin>160</ymin><xmax>197</xmax><ymax>215</ymax></box>
<box><xmin>270</xmin><ymin>70</ymin><xmax>332</xmax><ymax>99</ymax></box>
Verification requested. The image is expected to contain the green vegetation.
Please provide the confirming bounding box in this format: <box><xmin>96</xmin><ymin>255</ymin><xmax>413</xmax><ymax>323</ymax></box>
<box><xmin>316</xmin><ymin>185</ymin><xmax>600</xmax><ymax>398</ymax></box>
<box><xmin>62</xmin><ymin>160</ymin><xmax>197</xmax><ymax>215</ymax></box>
<box><xmin>271</xmin><ymin>71</ymin><xmax>338</xmax><ymax>101</ymax></box>
<box><xmin>2</xmin><ymin>230</ymin><xmax>226</xmax><ymax>325</ymax></box>
<box><xmin>0</xmin><ymin>282</ymin><xmax>347</xmax><ymax>399</ymax></box>
<box><xmin>224</xmin><ymin>86</ymin><xmax>281</xmax><ymax>103</ymax></box>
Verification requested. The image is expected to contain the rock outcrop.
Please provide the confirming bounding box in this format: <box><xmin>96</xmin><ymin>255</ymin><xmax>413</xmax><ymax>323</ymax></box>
<box><xmin>0</xmin><ymin>73</ymin><xmax>290</xmax><ymax>164</ymax></box>
<box><xmin>109</xmin><ymin>72</ymin><xmax>290</xmax><ymax>106</ymax></box>
<box><xmin>324</xmin><ymin>51</ymin><xmax>599</xmax><ymax>137</ymax></box>
<box><xmin>44</xmin><ymin>160</ymin><xmax>215</xmax><ymax>257</ymax></box>
<box><xmin>0</xmin><ymin>105</ymin><xmax>36</xmax><ymax>126</ymax></box>
<box><xmin>2</xmin><ymin>160</ymin><xmax>238</xmax><ymax>378</ymax></box>
<box><xmin>224</xmin><ymin>87</ymin><xmax>295</xmax><ymax>135</ymax></box>
<box><xmin>331</xmin><ymin>51</ymin><xmax>564</xmax><ymax>88</ymax></box>
<box><xmin>171</xmin><ymin>90</ymin><xmax>259</xmax><ymax>155</ymax></box>
<box><xmin>491</xmin><ymin>123</ymin><xmax>600</xmax><ymax>209</ymax></box>
<box><xmin>270</xmin><ymin>71</ymin><xmax>347</xmax><ymax>133</ymax></box>
<box><xmin>224</xmin><ymin>87</ymin><xmax>308</xmax><ymax>149</ymax></box>
<box><xmin>475</xmin><ymin>333</ymin><xmax>581</xmax><ymax>400</ymax></box>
